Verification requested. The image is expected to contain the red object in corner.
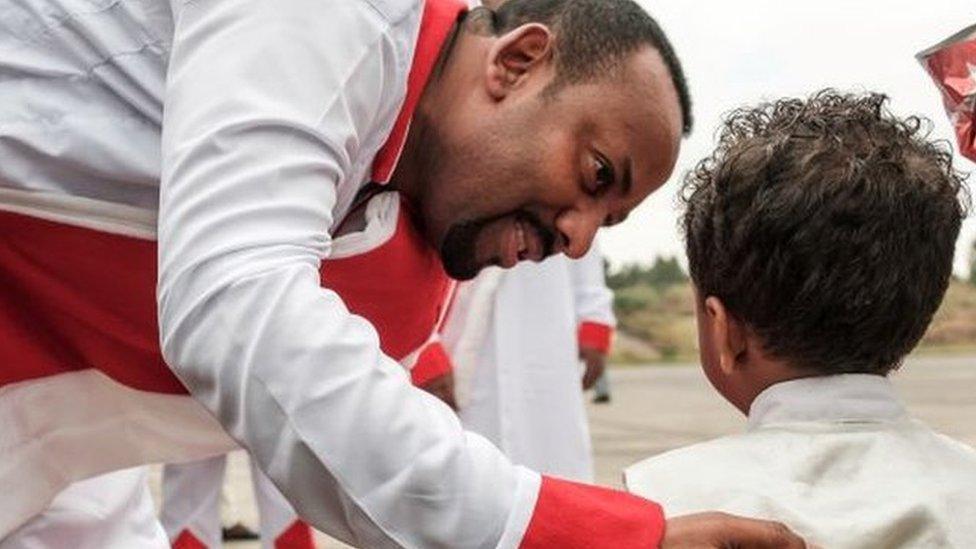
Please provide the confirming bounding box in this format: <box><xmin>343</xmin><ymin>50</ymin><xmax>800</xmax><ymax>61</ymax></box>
<box><xmin>520</xmin><ymin>476</ymin><xmax>665</xmax><ymax>549</ymax></box>
<box><xmin>918</xmin><ymin>23</ymin><xmax>976</xmax><ymax>162</ymax></box>
<box><xmin>578</xmin><ymin>321</ymin><xmax>613</xmax><ymax>354</ymax></box>
<box><xmin>274</xmin><ymin>520</ymin><xmax>315</xmax><ymax>549</ymax></box>
<box><xmin>172</xmin><ymin>529</ymin><xmax>207</xmax><ymax>549</ymax></box>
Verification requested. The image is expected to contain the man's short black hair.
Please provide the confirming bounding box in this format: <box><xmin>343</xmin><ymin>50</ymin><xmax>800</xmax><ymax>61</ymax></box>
<box><xmin>486</xmin><ymin>0</ymin><xmax>692</xmax><ymax>135</ymax></box>
<box><xmin>682</xmin><ymin>90</ymin><xmax>969</xmax><ymax>375</ymax></box>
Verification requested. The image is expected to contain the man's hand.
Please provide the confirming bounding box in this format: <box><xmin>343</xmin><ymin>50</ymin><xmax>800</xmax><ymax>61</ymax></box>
<box><xmin>662</xmin><ymin>512</ymin><xmax>810</xmax><ymax>548</ymax></box>
<box><xmin>418</xmin><ymin>371</ymin><xmax>458</xmax><ymax>411</ymax></box>
<box><xmin>580</xmin><ymin>346</ymin><xmax>606</xmax><ymax>390</ymax></box>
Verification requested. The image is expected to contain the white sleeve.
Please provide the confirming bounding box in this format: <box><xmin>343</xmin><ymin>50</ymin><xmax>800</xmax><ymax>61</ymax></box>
<box><xmin>156</xmin><ymin>1</ymin><xmax>538</xmax><ymax>547</ymax></box>
<box><xmin>569</xmin><ymin>241</ymin><xmax>617</xmax><ymax>327</ymax></box>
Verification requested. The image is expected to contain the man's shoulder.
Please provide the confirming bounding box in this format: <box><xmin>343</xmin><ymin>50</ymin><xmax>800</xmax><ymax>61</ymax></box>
<box><xmin>358</xmin><ymin>0</ymin><xmax>423</xmax><ymax>26</ymax></box>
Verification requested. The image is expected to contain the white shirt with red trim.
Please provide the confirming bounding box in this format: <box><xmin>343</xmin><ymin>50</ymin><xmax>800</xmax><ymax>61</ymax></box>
<box><xmin>0</xmin><ymin>0</ymin><xmax>665</xmax><ymax>547</ymax></box>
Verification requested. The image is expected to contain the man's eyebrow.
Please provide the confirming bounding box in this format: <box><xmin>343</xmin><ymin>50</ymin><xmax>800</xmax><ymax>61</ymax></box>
<box><xmin>621</xmin><ymin>156</ymin><xmax>633</xmax><ymax>196</ymax></box>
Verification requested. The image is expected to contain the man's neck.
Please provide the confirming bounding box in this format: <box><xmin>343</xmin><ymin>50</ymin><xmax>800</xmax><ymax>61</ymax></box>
<box><xmin>392</xmin><ymin>11</ymin><xmax>493</xmax><ymax>204</ymax></box>
<box><xmin>390</xmin><ymin>18</ymin><xmax>465</xmax><ymax>203</ymax></box>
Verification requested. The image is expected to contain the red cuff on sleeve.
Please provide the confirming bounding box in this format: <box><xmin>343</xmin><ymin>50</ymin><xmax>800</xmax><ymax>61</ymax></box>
<box><xmin>274</xmin><ymin>520</ymin><xmax>315</xmax><ymax>549</ymax></box>
<box><xmin>410</xmin><ymin>341</ymin><xmax>453</xmax><ymax>386</ymax></box>
<box><xmin>520</xmin><ymin>476</ymin><xmax>665</xmax><ymax>548</ymax></box>
<box><xmin>578</xmin><ymin>321</ymin><xmax>613</xmax><ymax>354</ymax></box>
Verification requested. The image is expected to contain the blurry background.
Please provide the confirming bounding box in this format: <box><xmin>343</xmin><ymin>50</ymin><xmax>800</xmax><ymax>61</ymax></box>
<box><xmin>602</xmin><ymin>0</ymin><xmax>976</xmax><ymax>362</ymax></box>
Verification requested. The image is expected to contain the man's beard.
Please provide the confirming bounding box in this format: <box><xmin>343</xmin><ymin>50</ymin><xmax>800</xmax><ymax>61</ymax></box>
<box><xmin>440</xmin><ymin>210</ymin><xmax>556</xmax><ymax>281</ymax></box>
<box><xmin>402</xmin><ymin>111</ymin><xmax>555</xmax><ymax>280</ymax></box>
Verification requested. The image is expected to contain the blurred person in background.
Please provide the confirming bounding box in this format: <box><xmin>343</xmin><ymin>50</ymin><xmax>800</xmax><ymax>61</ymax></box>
<box><xmin>443</xmin><ymin>242</ymin><xmax>615</xmax><ymax>481</ymax></box>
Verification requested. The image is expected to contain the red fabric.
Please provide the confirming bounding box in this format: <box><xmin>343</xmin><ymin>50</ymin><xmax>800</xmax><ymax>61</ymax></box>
<box><xmin>274</xmin><ymin>520</ymin><xmax>315</xmax><ymax>549</ymax></box>
<box><xmin>321</xmin><ymin>201</ymin><xmax>452</xmax><ymax>363</ymax></box>
<box><xmin>577</xmin><ymin>321</ymin><xmax>613</xmax><ymax>354</ymax></box>
<box><xmin>520</xmin><ymin>476</ymin><xmax>665</xmax><ymax>549</ymax></box>
<box><xmin>370</xmin><ymin>0</ymin><xmax>467</xmax><ymax>182</ymax></box>
<box><xmin>0</xmin><ymin>0</ymin><xmax>468</xmax><ymax>394</ymax></box>
<box><xmin>0</xmin><ymin>212</ymin><xmax>184</xmax><ymax>393</ymax></box>
<box><xmin>172</xmin><ymin>529</ymin><xmax>208</xmax><ymax>549</ymax></box>
<box><xmin>410</xmin><ymin>340</ymin><xmax>453</xmax><ymax>386</ymax></box>
<box><xmin>0</xmin><ymin>199</ymin><xmax>449</xmax><ymax>392</ymax></box>
<box><xmin>919</xmin><ymin>25</ymin><xmax>976</xmax><ymax>161</ymax></box>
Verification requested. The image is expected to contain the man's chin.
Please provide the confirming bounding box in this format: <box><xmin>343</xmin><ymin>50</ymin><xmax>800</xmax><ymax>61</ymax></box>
<box><xmin>439</xmin><ymin>215</ymin><xmax>506</xmax><ymax>281</ymax></box>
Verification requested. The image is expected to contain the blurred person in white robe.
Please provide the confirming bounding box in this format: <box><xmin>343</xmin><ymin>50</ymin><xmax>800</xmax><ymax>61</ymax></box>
<box><xmin>444</xmin><ymin>242</ymin><xmax>615</xmax><ymax>482</ymax></box>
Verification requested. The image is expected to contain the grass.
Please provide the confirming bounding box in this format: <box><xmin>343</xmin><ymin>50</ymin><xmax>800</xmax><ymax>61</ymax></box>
<box><xmin>610</xmin><ymin>278</ymin><xmax>976</xmax><ymax>365</ymax></box>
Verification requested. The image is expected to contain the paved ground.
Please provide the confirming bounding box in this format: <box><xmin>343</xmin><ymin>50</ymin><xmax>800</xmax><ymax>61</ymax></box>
<box><xmin>150</xmin><ymin>354</ymin><xmax>976</xmax><ymax>547</ymax></box>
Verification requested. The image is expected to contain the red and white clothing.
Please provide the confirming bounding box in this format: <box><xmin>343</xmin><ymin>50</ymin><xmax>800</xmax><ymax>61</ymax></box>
<box><xmin>160</xmin><ymin>193</ymin><xmax>453</xmax><ymax>549</ymax></box>
<box><xmin>0</xmin><ymin>0</ymin><xmax>665</xmax><ymax>547</ymax></box>
<box><xmin>444</xmin><ymin>244</ymin><xmax>615</xmax><ymax>482</ymax></box>
<box><xmin>162</xmin><ymin>456</ymin><xmax>311</xmax><ymax>549</ymax></box>
<box><xmin>0</xmin><ymin>468</ymin><xmax>168</xmax><ymax>549</ymax></box>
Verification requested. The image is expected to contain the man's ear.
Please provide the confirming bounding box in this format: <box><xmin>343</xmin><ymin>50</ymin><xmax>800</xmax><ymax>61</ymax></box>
<box><xmin>704</xmin><ymin>296</ymin><xmax>748</xmax><ymax>376</ymax></box>
<box><xmin>484</xmin><ymin>23</ymin><xmax>553</xmax><ymax>100</ymax></box>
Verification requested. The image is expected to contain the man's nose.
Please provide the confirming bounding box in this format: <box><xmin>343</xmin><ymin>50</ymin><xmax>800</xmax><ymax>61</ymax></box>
<box><xmin>554</xmin><ymin>206</ymin><xmax>604</xmax><ymax>259</ymax></box>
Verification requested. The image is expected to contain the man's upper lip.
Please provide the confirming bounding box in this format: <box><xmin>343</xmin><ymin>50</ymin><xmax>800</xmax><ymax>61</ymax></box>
<box><xmin>518</xmin><ymin>219</ymin><xmax>545</xmax><ymax>262</ymax></box>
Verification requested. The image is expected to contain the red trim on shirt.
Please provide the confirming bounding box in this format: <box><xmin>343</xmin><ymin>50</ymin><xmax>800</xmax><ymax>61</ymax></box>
<box><xmin>172</xmin><ymin>529</ymin><xmax>208</xmax><ymax>549</ymax></box>
<box><xmin>321</xmin><ymin>199</ymin><xmax>452</xmax><ymax>363</ymax></box>
<box><xmin>370</xmin><ymin>0</ymin><xmax>467</xmax><ymax>183</ymax></box>
<box><xmin>0</xmin><ymin>199</ymin><xmax>450</xmax><ymax>392</ymax></box>
<box><xmin>410</xmin><ymin>340</ymin><xmax>453</xmax><ymax>386</ymax></box>
<box><xmin>578</xmin><ymin>321</ymin><xmax>613</xmax><ymax>354</ymax></box>
<box><xmin>520</xmin><ymin>476</ymin><xmax>665</xmax><ymax>549</ymax></box>
<box><xmin>274</xmin><ymin>520</ymin><xmax>315</xmax><ymax>549</ymax></box>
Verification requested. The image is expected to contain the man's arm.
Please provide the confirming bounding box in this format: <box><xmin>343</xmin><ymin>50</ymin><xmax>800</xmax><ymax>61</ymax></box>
<box><xmin>156</xmin><ymin>0</ymin><xmax>808</xmax><ymax>546</ymax></box>
<box><xmin>158</xmin><ymin>1</ymin><xmax>532</xmax><ymax>546</ymax></box>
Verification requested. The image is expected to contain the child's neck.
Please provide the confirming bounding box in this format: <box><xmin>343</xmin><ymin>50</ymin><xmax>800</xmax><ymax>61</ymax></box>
<box><xmin>734</xmin><ymin>362</ymin><xmax>815</xmax><ymax>416</ymax></box>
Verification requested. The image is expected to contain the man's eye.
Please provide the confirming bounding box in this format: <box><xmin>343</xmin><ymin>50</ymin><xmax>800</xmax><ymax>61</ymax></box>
<box><xmin>592</xmin><ymin>156</ymin><xmax>614</xmax><ymax>194</ymax></box>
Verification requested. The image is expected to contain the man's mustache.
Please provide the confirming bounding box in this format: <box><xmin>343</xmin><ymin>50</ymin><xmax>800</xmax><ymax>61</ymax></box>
<box><xmin>514</xmin><ymin>210</ymin><xmax>556</xmax><ymax>259</ymax></box>
<box><xmin>438</xmin><ymin>210</ymin><xmax>558</xmax><ymax>281</ymax></box>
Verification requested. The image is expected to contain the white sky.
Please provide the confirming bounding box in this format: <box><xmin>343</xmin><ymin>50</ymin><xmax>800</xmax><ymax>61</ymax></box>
<box><xmin>601</xmin><ymin>1</ymin><xmax>976</xmax><ymax>276</ymax></box>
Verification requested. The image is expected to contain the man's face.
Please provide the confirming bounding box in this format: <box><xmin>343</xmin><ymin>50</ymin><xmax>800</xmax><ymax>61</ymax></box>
<box><xmin>419</xmin><ymin>45</ymin><xmax>683</xmax><ymax>280</ymax></box>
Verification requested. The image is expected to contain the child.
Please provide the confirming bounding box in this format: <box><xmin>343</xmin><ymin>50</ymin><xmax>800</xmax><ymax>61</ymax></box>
<box><xmin>625</xmin><ymin>91</ymin><xmax>976</xmax><ymax>548</ymax></box>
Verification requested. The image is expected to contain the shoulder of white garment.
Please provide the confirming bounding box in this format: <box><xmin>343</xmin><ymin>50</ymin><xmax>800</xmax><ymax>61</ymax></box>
<box><xmin>623</xmin><ymin>432</ymin><xmax>758</xmax><ymax>501</ymax></box>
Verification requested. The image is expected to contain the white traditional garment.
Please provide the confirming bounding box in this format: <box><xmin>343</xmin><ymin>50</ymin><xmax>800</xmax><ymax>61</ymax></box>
<box><xmin>625</xmin><ymin>374</ymin><xmax>976</xmax><ymax>548</ymax></box>
<box><xmin>0</xmin><ymin>467</ymin><xmax>167</xmax><ymax>549</ymax></box>
<box><xmin>161</xmin><ymin>456</ymin><xmax>313</xmax><ymax>549</ymax></box>
<box><xmin>444</xmin><ymin>244</ymin><xmax>616</xmax><ymax>482</ymax></box>
<box><xmin>0</xmin><ymin>0</ymin><xmax>666</xmax><ymax>546</ymax></box>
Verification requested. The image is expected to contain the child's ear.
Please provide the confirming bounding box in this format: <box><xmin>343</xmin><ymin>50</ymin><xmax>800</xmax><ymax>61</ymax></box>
<box><xmin>704</xmin><ymin>296</ymin><xmax>748</xmax><ymax>376</ymax></box>
<box><xmin>484</xmin><ymin>23</ymin><xmax>553</xmax><ymax>100</ymax></box>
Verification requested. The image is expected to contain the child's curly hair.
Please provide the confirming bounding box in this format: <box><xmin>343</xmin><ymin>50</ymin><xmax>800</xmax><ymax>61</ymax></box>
<box><xmin>682</xmin><ymin>90</ymin><xmax>969</xmax><ymax>375</ymax></box>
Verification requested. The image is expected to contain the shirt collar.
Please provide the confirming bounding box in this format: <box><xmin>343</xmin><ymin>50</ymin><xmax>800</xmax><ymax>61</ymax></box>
<box><xmin>747</xmin><ymin>373</ymin><xmax>907</xmax><ymax>431</ymax></box>
<box><xmin>370</xmin><ymin>0</ymin><xmax>467</xmax><ymax>184</ymax></box>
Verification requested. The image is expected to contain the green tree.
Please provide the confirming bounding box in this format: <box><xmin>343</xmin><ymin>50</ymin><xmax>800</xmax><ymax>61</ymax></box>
<box><xmin>607</xmin><ymin>257</ymin><xmax>689</xmax><ymax>290</ymax></box>
<box><xmin>645</xmin><ymin>256</ymin><xmax>688</xmax><ymax>288</ymax></box>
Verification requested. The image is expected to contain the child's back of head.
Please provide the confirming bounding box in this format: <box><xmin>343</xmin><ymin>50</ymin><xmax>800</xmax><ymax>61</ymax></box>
<box><xmin>680</xmin><ymin>90</ymin><xmax>968</xmax><ymax>412</ymax></box>
<box><xmin>627</xmin><ymin>90</ymin><xmax>976</xmax><ymax>548</ymax></box>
